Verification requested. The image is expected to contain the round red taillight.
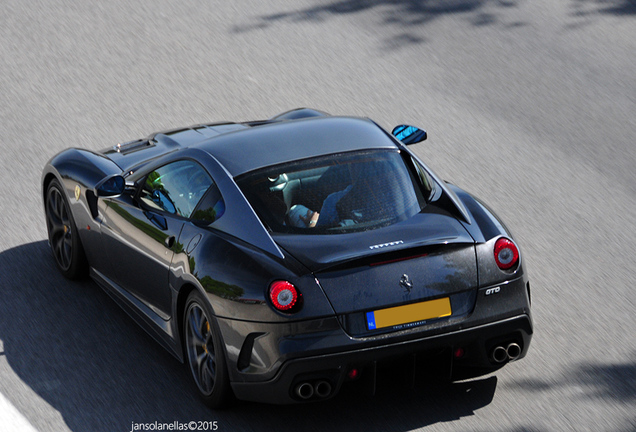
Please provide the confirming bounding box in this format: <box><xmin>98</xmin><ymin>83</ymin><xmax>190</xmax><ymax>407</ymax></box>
<box><xmin>269</xmin><ymin>281</ymin><xmax>301</xmax><ymax>312</ymax></box>
<box><xmin>494</xmin><ymin>238</ymin><xmax>519</xmax><ymax>270</ymax></box>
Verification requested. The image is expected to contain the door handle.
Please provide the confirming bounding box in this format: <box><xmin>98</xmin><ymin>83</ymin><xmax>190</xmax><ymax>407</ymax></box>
<box><xmin>164</xmin><ymin>235</ymin><xmax>176</xmax><ymax>249</ymax></box>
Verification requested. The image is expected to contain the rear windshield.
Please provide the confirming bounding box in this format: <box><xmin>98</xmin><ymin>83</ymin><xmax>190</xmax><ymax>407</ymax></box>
<box><xmin>236</xmin><ymin>150</ymin><xmax>430</xmax><ymax>234</ymax></box>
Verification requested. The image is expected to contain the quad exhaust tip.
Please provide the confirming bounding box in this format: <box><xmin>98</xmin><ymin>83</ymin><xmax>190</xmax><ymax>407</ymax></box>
<box><xmin>491</xmin><ymin>345</ymin><xmax>508</xmax><ymax>363</ymax></box>
<box><xmin>295</xmin><ymin>382</ymin><xmax>314</xmax><ymax>400</ymax></box>
<box><xmin>315</xmin><ymin>381</ymin><xmax>332</xmax><ymax>398</ymax></box>
<box><xmin>506</xmin><ymin>342</ymin><xmax>521</xmax><ymax>361</ymax></box>
<box><xmin>294</xmin><ymin>380</ymin><xmax>333</xmax><ymax>400</ymax></box>
<box><xmin>491</xmin><ymin>342</ymin><xmax>522</xmax><ymax>363</ymax></box>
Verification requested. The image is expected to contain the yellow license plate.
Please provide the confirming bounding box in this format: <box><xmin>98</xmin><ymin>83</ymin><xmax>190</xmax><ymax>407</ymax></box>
<box><xmin>366</xmin><ymin>297</ymin><xmax>452</xmax><ymax>330</ymax></box>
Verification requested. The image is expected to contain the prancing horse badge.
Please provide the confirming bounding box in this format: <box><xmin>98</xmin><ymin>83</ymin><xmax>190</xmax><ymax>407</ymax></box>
<box><xmin>400</xmin><ymin>274</ymin><xmax>413</xmax><ymax>293</ymax></box>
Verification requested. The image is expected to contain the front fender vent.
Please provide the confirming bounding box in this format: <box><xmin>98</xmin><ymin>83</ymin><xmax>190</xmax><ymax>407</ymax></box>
<box><xmin>86</xmin><ymin>189</ymin><xmax>99</xmax><ymax>219</ymax></box>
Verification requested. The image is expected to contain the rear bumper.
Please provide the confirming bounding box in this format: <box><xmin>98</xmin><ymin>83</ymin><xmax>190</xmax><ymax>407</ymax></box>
<box><xmin>229</xmin><ymin>313</ymin><xmax>532</xmax><ymax>404</ymax></box>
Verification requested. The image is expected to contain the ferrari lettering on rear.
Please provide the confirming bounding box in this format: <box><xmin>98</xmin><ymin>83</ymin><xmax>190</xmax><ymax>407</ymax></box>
<box><xmin>369</xmin><ymin>240</ymin><xmax>404</xmax><ymax>250</ymax></box>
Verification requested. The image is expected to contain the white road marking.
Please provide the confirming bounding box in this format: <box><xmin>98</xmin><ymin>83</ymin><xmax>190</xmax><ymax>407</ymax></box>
<box><xmin>0</xmin><ymin>391</ymin><xmax>40</xmax><ymax>432</ymax></box>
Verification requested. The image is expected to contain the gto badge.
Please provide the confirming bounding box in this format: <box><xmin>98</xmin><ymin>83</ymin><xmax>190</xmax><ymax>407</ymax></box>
<box><xmin>400</xmin><ymin>274</ymin><xmax>413</xmax><ymax>292</ymax></box>
<box><xmin>74</xmin><ymin>185</ymin><xmax>81</xmax><ymax>201</ymax></box>
<box><xmin>485</xmin><ymin>287</ymin><xmax>501</xmax><ymax>296</ymax></box>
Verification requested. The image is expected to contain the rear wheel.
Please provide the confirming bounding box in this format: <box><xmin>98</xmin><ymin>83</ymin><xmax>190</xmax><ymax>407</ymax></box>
<box><xmin>45</xmin><ymin>179</ymin><xmax>87</xmax><ymax>279</ymax></box>
<box><xmin>184</xmin><ymin>290</ymin><xmax>232</xmax><ymax>408</ymax></box>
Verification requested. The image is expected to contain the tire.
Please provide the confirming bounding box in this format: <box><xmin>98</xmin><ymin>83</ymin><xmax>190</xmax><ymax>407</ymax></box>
<box><xmin>183</xmin><ymin>290</ymin><xmax>232</xmax><ymax>408</ymax></box>
<box><xmin>45</xmin><ymin>179</ymin><xmax>88</xmax><ymax>279</ymax></box>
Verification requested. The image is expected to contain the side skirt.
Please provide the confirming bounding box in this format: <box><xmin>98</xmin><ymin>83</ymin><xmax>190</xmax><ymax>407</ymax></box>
<box><xmin>90</xmin><ymin>268</ymin><xmax>183</xmax><ymax>362</ymax></box>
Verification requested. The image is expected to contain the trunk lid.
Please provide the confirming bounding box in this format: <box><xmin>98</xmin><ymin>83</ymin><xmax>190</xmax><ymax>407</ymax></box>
<box><xmin>274</xmin><ymin>206</ymin><xmax>478</xmax><ymax>315</ymax></box>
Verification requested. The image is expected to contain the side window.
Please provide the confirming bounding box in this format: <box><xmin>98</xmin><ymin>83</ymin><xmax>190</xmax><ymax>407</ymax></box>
<box><xmin>191</xmin><ymin>183</ymin><xmax>226</xmax><ymax>223</ymax></box>
<box><xmin>139</xmin><ymin>160</ymin><xmax>213</xmax><ymax>218</ymax></box>
<box><xmin>410</xmin><ymin>156</ymin><xmax>434</xmax><ymax>200</ymax></box>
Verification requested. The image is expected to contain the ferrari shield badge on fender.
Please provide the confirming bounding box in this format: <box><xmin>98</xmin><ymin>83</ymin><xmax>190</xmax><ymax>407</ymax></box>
<box><xmin>74</xmin><ymin>185</ymin><xmax>81</xmax><ymax>201</ymax></box>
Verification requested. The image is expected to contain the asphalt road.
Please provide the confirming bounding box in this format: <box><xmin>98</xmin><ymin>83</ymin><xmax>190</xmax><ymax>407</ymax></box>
<box><xmin>1</xmin><ymin>0</ymin><xmax>635</xmax><ymax>431</ymax></box>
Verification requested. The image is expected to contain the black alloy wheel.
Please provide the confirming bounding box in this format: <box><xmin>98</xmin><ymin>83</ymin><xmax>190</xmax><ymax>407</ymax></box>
<box><xmin>184</xmin><ymin>290</ymin><xmax>231</xmax><ymax>408</ymax></box>
<box><xmin>45</xmin><ymin>179</ymin><xmax>87</xmax><ymax>279</ymax></box>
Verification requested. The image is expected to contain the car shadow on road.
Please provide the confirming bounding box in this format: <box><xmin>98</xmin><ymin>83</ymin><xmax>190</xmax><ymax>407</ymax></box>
<box><xmin>508</xmin><ymin>358</ymin><xmax>636</xmax><ymax>403</ymax></box>
<box><xmin>236</xmin><ymin>376</ymin><xmax>498</xmax><ymax>431</ymax></box>
<box><xmin>573</xmin><ymin>0</ymin><xmax>636</xmax><ymax>16</ymax></box>
<box><xmin>503</xmin><ymin>357</ymin><xmax>636</xmax><ymax>431</ymax></box>
<box><xmin>567</xmin><ymin>0</ymin><xmax>636</xmax><ymax>28</ymax></box>
<box><xmin>232</xmin><ymin>0</ymin><xmax>527</xmax><ymax>48</ymax></box>
<box><xmin>0</xmin><ymin>241</ymin><xmax>497</xmax><ymax>432</ymax></box>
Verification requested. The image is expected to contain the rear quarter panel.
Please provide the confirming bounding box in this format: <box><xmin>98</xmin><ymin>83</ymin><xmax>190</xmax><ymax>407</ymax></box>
<box><xmin>172</xmin><ymin>222</ymin><xmax>336</xmax><ymax>323</ymax></box>
<box><xmin>448</xmin><ymin>183</ymin><xmax>527</xmax><ymax>287</ymax></box>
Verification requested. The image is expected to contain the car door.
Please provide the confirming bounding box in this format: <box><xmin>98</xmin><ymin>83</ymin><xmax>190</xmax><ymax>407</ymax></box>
<box><xmin>101</xmin><ymin>159</ymin><xmax>214</xmax><ymax>318</ymax></box>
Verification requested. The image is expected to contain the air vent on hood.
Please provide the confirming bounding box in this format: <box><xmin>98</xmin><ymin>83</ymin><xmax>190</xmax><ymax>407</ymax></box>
<box><xmin>113</xmin><ymin>139</ymin><xmax>154</xmax><ymax>154</ymax></box>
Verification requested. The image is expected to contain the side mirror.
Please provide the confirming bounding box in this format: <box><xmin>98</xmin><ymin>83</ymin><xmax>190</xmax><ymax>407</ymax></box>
<box><xmin>95</xmin><ymin>175</ymin><xmax>126</xmax><ymax>197</ymax></box>
<box><xmin>392</xmin><ymin>125</ymin><xmax>427</xmax><ymax>145</ymax></box>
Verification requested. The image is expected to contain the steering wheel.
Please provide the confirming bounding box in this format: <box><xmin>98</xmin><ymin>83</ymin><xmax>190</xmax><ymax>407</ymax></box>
<box><xmin>268</xmin><ymin>173</ymin><xmax>288</xmax><ymax>191</ymax></box>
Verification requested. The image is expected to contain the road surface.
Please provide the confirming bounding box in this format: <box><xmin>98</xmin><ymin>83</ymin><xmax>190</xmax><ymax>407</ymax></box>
<box><xmin>1</xmin><ymin>0</ymin><xmax>634</xmax><ymax>430</ymax></box>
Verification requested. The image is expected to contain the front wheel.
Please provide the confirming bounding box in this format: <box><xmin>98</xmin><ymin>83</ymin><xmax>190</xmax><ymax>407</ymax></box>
<box><xmin>183</xmin><ymin>290</ymin><xmax>232</xmax><ymax>408</ymax></box>
<box><xmin>45</xmin><ymin>179</ymin><xmax>88</xmax><ymax>279</ymax></box>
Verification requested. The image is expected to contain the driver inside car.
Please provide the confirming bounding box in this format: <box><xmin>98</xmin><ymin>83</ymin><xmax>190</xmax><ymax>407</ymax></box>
<box><xmin>287</xmin><ymin>183</ymin><xmax>354</xmax><ymax>228</ymax></box>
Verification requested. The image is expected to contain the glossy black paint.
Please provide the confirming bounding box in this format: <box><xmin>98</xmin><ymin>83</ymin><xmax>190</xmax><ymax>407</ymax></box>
<box><xmin>197</xmin><ymin>116</ymin><xmax>397</xmax><ymax>177</ymax></box>
<box><xmin>41</xmin><ymin>108</ymin><xmax>532</xmax><ymax>405</ymax></box>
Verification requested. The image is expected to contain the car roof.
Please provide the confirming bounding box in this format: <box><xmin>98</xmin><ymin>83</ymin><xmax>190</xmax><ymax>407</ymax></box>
<box><xmin>194</xmin><ymin>116</ymin><xmax>398</xmax><ymax>177</ymax></box>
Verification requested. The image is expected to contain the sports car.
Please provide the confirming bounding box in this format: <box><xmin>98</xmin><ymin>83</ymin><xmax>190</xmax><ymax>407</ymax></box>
<box><xmin>42</xmin><ymin>108</ymin><xmax>532</xmax><ymax>407</ymax></box>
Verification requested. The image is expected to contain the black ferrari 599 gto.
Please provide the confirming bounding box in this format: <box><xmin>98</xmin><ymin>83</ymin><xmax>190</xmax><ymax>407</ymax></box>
<box><xmin>42</xmin><ymin>108</ymin><xmax>532</xmax><ymax>407</ymax></box>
